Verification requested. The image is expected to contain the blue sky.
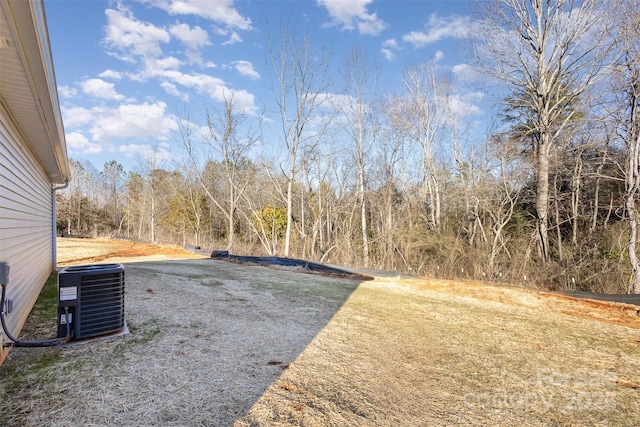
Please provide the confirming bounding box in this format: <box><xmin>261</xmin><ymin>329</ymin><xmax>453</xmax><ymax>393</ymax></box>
<box><xmin>44</xmin><ymin>0</ymin><xmax>482</xmax><ymax>171</ymax></box>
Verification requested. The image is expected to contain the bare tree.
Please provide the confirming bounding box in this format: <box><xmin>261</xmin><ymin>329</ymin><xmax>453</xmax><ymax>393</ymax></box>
<box><xmin>58</xmin><ymin>159</ymin><xmax>107</xmax><ymax>236</ymax></box>
<box><xmin>165</xmin><ymin>164</ymin><xmax>208</xmax><ymax>247</ymax></box>
<box><xmin>124</xmin><ymin>172</ymin><xmax>145</xmax><ymax>240</ymax></box>
<box><xmin>370</xmin><ymin>110</ymin><xmax>407</xmax><ymax>270</ymax></box>
<box><xmin>389</xmin><ymin>62</ymin><xmax>448</xmax><ymax>232</ymax></box>
<box><xmin>607</xmin><ymin>0</ymin><xmax>640</xmax><ymax>293</ymax></box>
<box><xmin>338</xmin><ymin>48</ymin><xmax>378</xmax><ymax>267</ymax></box>
<box><xmin>124</xmin><ymin>147</ymin><xmax>173</xmax><ymax>243</ymax></box>
<box><xmin>101</xmin><ymin>160</ymin><xmax>126</xmax><ymax>235</ymax></box>
<box><xmin>143</xmin><ymin>154</ymin><xmax>161</xmax><ymax>243</ymax></box>
<box><xmin>64</xmin><ymin>159</ymin><xmax>86</xmax><ymax>235</ymax></box>
<box><xmin>265</xmin><ymin>19</ymin><xmax>332</xmax><ymax>257</ymax></box>
<box><xmin>180</xmin><ymin>94</ymin><xmax>260</xmax><ymax>253</ymax></box>
<box><xmin>483</xmin><ymin>142</ymin><xmax>524</xmax><ymax>274</ymax></box>
<box><xmin>236</xmin><ymin>168</ymin><xmax>283</xmax><ymax>256</ymax></box>
<box><xmin>475</xmin><ymin>0</ymin><xmax>610</xmax><ymax>261</ymax></box>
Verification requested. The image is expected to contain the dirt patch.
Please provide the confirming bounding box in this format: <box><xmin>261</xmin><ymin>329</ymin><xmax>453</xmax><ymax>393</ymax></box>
<box><xmin>56</xmin><ymin>237</ymin><xmax>206</xmax><ymax>266</ymax></box>
<box><xmin>394</xmin><ymin>277</ymin><xmax>640</xmax><ymax>330</ymax></box>
<box><xmin>1</xmin><ymin>238</ymin><xmax>639</xmax><ymax>426</ymax></box>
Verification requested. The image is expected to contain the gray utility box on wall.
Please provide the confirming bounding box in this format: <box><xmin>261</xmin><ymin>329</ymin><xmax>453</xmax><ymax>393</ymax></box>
<box><xmin>57</xmin><ymin>264</ymin><xmax>125</xmax><ymax>340</ymax></box>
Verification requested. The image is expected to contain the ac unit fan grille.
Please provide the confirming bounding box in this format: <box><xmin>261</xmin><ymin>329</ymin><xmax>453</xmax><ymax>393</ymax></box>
<box><xmin>78</xmin><ymin>272</ymin><xmax>125</xmax><ymax>338</ymax></box>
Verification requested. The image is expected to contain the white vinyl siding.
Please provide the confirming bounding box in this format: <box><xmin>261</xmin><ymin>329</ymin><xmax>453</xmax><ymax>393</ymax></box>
<box><xmin>0</xmin><ymin>101</ymin><xmax>54</xmax><ymax>358</ymax></box>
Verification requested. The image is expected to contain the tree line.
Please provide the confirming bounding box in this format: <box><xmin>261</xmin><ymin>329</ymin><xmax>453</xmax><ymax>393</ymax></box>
<box><xmin>57</xmin><ymin>0</ymin><xmax>640</xmax><ymax>293</ymax></box>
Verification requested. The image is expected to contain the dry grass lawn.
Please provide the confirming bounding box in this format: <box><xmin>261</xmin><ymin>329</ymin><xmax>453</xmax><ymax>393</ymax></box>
<box><xmin>0</xmin><ymin>238</ymin><xmax>638</xmax><ymax>426</ymax></box>
<box><xmin>238</xmin><ymin>278</ymin><xmax>640</xmax><ymax>426</ymax></box>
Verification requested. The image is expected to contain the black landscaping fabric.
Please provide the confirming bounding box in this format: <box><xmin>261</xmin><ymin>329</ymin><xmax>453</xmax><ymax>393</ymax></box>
<box><xmin>211</xmin><ymin>251</ymin><xmax>372</xmax><ymax>280</ymax></box>
<box><xmin>559</xmin><ymin>290</ymin><xmax>640</xmax><ymax>307</ymax></box>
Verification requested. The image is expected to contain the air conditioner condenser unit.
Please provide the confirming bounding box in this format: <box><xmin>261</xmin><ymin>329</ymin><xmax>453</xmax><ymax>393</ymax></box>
<box><xmin>57</xmin><ymin>264</ymin><xmax>125</xmax><ymax>340</ymax></box>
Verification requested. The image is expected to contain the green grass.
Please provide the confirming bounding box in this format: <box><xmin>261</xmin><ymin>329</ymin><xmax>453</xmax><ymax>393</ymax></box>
<box><xmin>111</xmin><ymin>319</ymin><xmax>161</xmax><ymax>357</ymax></box>
<box><xmin>29</xmin><ymin>271</ymin><xmax>59</xmax><ymax>321</ymax></box>
<box><xmin>0</xmin><ymin>348</ymin><xmax>63</xmax><ymax>395</ymax></box>
<box><xmin>250</xmin><ymin>276</ymin><xmax>358</xmax><ymax>300</ymax></box>
<box><xmin>0</xmin><ymin>271</ymin><xmax>62</xmax><ymax>396</ymax></box>
<box><xmin>201</xmin><ymin>279</ymin><xmax>224</xmax><ymax>287</ymax></box>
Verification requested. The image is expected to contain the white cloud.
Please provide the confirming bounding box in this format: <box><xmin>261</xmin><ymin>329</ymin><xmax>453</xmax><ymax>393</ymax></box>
<box><xmin>63</xmin><ymin>100</ymin><xmax>182</xmax><ymax>142</ymax></box>
<box><xmin>317</xmin><ymin>0</ymin><xmax>386</xmax><ymax>36</ymax></box>
<box><xmin>89</xmin><ymin>102</ymin><xmax>178</xmax><ymax>143</ymax></box>
<box><xmin>141</xmin><ymin>0</ymin><xmax>252</xmax><ymax>30</ymax></box>
<box><xmin>321</xmin><ymin>92</ymin><xmax>353</xmax><ymax>112</ymax></box>
<box><xmin>66</xmin><ymin>131</ymin><xmax>103</xmax><ymax>154</ymax></box>
<box><xmin>381</xmin><ymin>48</ymin><xmax>394</xmax><ymax>61</ymax></box>
<box><xmin>233</xmin><ymin>60</ymin><xmax>260</xmax><ymax>80</ymax></box>
<box><xmin>141</xmin><ymin>56</ymin><xmax>183</xmax><ymax>79</ymax></box>
<box><xmin>452</xmin><ymin>63</ymin><xmax>471</xmax><ymax>75</ymax></box>
<box><xmin>213</xmin><ymin>27</ymin><xmax>243</xmax><ymax>45</ymax></box>
<box><xmin>152</xmin><ymin>69</ymin><xmax>257</xmax><ymax>113</ymax></box>
<box><xmin>452</xmin><ymin>63</ymin><xmax>482</xmax><ymax>82</ymax></box>
<box><xmin>169</xmin><ymin>22</ymin><xmax>210</xmax><ymax>50</ymax></box>
<box><xmin>356</xmin><ymin>13</ymin><xmax>386</xmax><ymax>36</ymax></box>
<box><xmin>99</xmin><ymin>70</ymin><xmax>124</xmax><ymax>80</ymax></box>
<box><xmin>160</xmin><ymin>81</ymin><xmax>189</xmax><ymax>101</ymax></box>
<box><xmin>381</xmin><ymin>38</ymin><xmax>400</xmax><ymax>61</ymax></box>
<box><xmin>184</xmin><ymin>49</ymin><xmax>203</xmax><ymax>64</ymax></box>
<box><xmin>62</xmin><ymin>106</ymin><xmax>95</xmax><ymax>127</ymax></box>
<box><xmin>221</xmin><ymin>31</ymin><xmax>243</xmax><ymax>46</ymax></box>
<box><xmin>448</xmin><ymin>92</ymin><xmax>484</xmax><ymax>118</ymax></box>
<box><xmin>103</xmin><ymin>5</ymin><xmax>170</xmax><ymax>60</ymax></box>
<box><xmin>382</xmin><ymin>38</ymin><xmax>399</xmax><ymax>49</ymax></box>
<box><xmin>58</xmin><ymin>85</ymin><xmax>78</xmax><ymax>98</ymax></box>
<box><xmin>433</xmin><ymin>50</ymin><xmax>444</xmax><ymax>63</ymax></box>
<box><xmin>118</xmin><ymin>142</ymin><xmax>173</xmax><ymax>163</ymax></box>
<box><xmin>81</xmin><ymin>78</ymin><xmax>125</xmax><ymax>100</ymax></box>
<box><xmin>61</xmin><ymin>102</ymin><xmax>179</xmax><ymax>157</ymax></box>
<box><xmin>403</xmin><ymin>14</ymin><xmax>472</xmax><ymax>47</ymax></box>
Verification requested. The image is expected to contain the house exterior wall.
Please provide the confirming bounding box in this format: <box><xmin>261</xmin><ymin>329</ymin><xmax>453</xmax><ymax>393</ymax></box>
<box><xmin>0</xmin><ymin>0</ymin><xmax>68</xmax><ymax>366</ymax></box>
<box><xmin>0</xmin><ymin>100</ymin><xmax>56</xmax><ymax>364</ymax></box>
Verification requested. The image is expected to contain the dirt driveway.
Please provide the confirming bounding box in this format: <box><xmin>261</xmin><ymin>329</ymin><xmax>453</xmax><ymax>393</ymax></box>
<box><xmin>1</xmin><ymin>238</ymin><xmax>639</xmax><ymax>426</ymax></box>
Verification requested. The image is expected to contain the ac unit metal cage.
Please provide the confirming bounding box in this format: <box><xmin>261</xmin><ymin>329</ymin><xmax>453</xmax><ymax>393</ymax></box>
<box><xmin>57</xmin><ymin>264</ymin><xmax>125</xmax><ymax>340</ymax></box>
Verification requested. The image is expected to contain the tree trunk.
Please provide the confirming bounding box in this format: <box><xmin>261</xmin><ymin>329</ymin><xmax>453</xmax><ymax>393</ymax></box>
<box><xmin>431</xmin><ymin>174</ymin><xmax>441</xmax><ymax>232</ymax></box>
<box><xmin>536</xmin><ymin>142</ymin><xmax>551</xmax><ymax>261</ymax></box>
<box><xmin>227</xmin><ymin>184</ymin><xmax>235</xmax><ymax>253</ymax></box>
<box><xmin>359</xmin><ymin>158</ymin><xmax>369</xmax><ymax>267</ymax></box>
<box><xmin>571</xmin><ymin>154</ymin><xmax>582</xmax><ymax>246</ymax></box>
<box><xmin>626</xmin><ymin>113</ymin><xmax>640</xmax><ymax>293</ymax></box>
<box><xmin>554</xmin><ymin>182</ymin><xmax>563</xmax><ymax>262</ymax></box>
<box><xmin>284</xmin><ymin>173</ymin><xmax>294</xmax><ymax>258</ymax></box>
<box><xmin>590</xmin><ymin>159</ymin><xmax>605</xmax><ymax>235</ymax></box>
<box><xmin>627</xmin><ymin>199</ymin><xmax>640</xmax><ymax>293</ymax></box>
<box><xmin>150</xmin><ymin>188</ymin><xmax>156</xmax><ymax>243</ymax></box>
<box><xmin>360</xmin><ymin>190</ymin><xmax>369</xmax><ymax>267</ymax></box>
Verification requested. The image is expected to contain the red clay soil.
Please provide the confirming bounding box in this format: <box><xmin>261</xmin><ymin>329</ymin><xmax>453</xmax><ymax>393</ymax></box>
<box><xmin>56</xmin><ymin>237</ymin><xmax>206</xmax><ymax>266</ymax></box>
<box><xmin>397</xmin><ymin>277</ymin><xmax>640</xmax><ymax>330</ymax></box>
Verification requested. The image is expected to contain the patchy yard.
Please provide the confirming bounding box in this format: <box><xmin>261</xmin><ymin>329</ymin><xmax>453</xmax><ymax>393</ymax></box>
<box><xmin>1</xmin><ymin>238</ymin><xmax>639</xmax><ymax>426</ymax></box>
